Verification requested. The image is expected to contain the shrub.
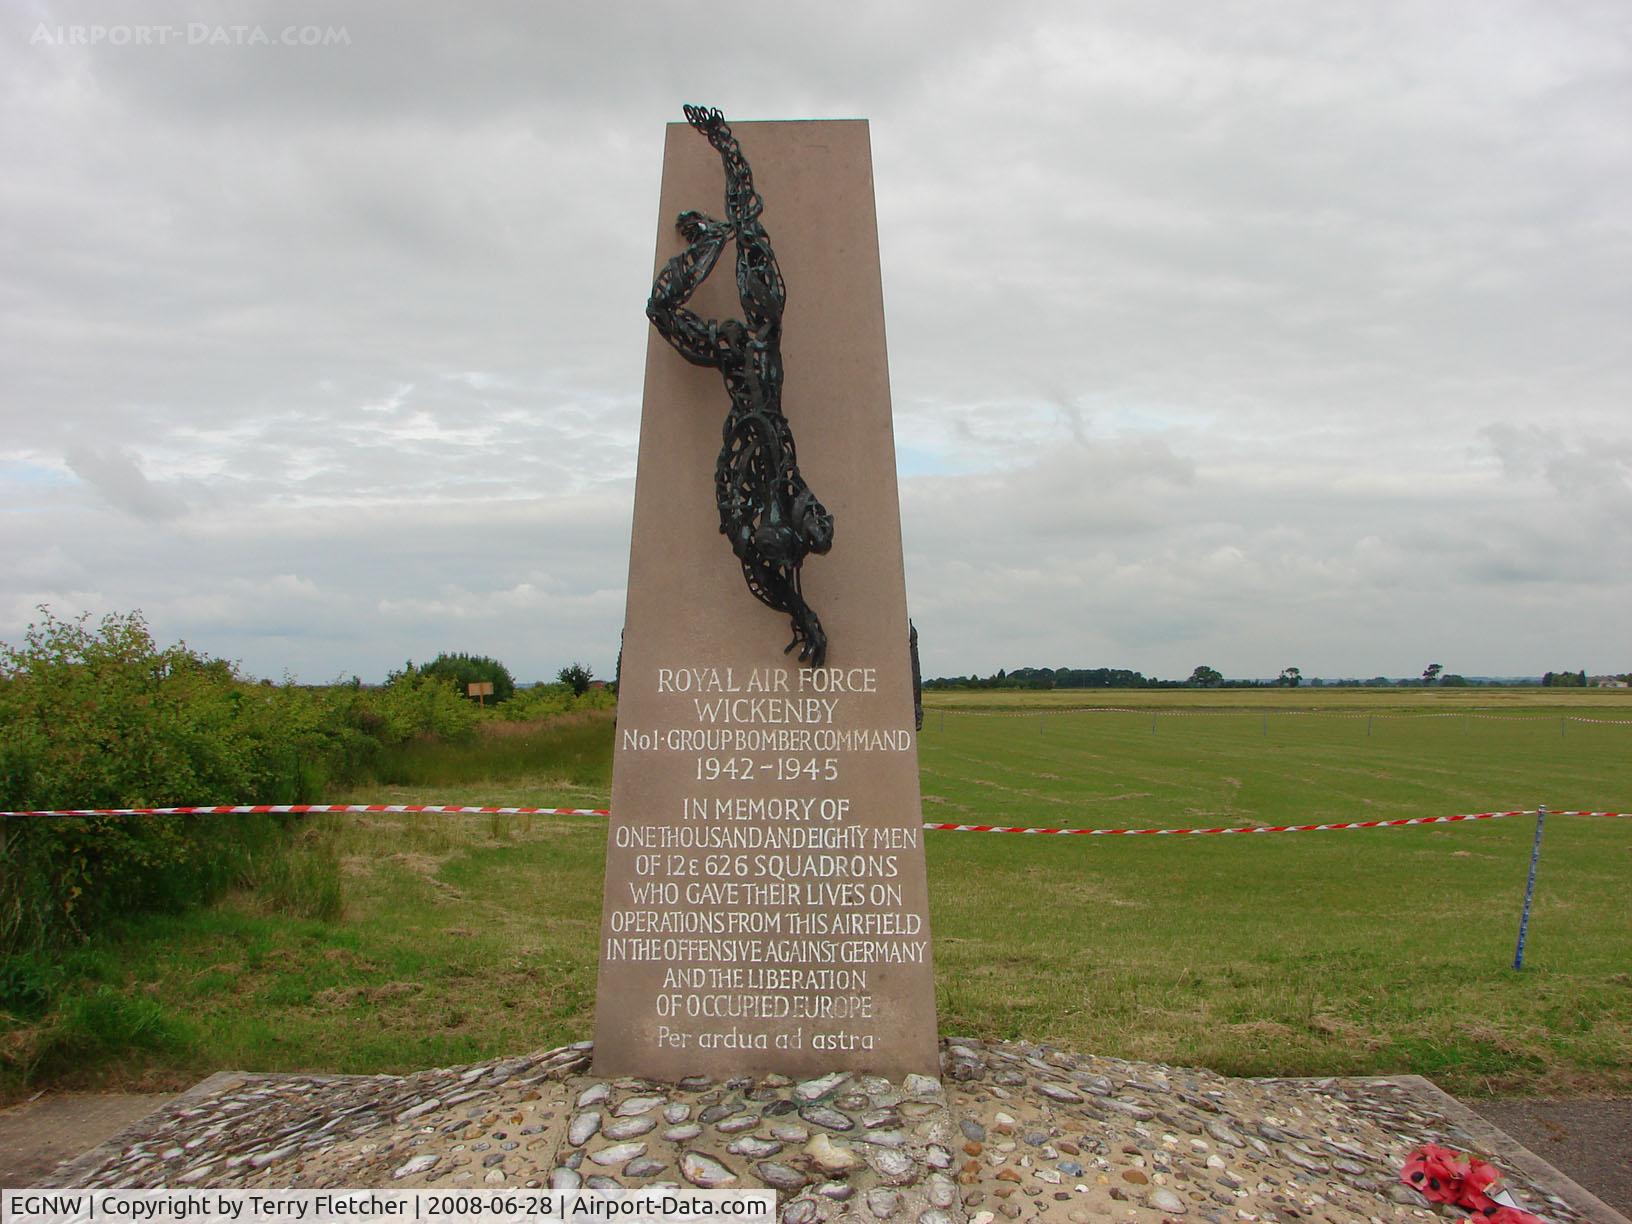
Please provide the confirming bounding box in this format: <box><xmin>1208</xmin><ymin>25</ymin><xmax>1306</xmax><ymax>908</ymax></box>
<box><xmin>492</xmin><ymin>682</ymin><xmax>616</xmax><ymax>722</ymax></box>
<box><xmin>0</xmin><ymin>606</ymin><xmax>596</xmax><ymax>957</ymax></box>
<box><xmin>417</xmin><ymin>652</ymin><xmax>516</xmax><ymax>704</ymax></box>
<box><xmin>0</xmin><ymin>609</ymin><xmax>361</xmax><ymax>954</ymax></box>
<box><xmin>575</xmin><ymin>685</ymin><xmax>616</xmax><ymax>712</ymax></box>
<box><xmin>493</xmin><ymin>682</ymin><xmax>575</xmax><ymax>721</ymax></box>
<box><xmin>369</xmin><ymin>670</ymin><xmax>478</xmax><ymax>743</ymax></box>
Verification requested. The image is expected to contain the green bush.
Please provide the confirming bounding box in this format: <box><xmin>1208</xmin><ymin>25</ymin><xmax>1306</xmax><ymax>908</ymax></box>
<box><xmin>415</xmin><ymin>653</ymin><xmax>516</xmax><ymax>704</ymax></box>
<box><xmin>3</xmin><ymin>611</ymin><xmax>245</xmax><ymax>810</ymax></box>
<box><xmin>0</xmin><ymin>606</ymin><xmax>598</xmax><ymax>959</ymax></box>
<box><xmin>492</xmin><ymin>682</ymin><xmax>574</xmax><ymax>721</ymax></box>
<box><xmin>492</xmin><ymin>682</ymin><xmax>616</xmax><ymax>722</ymax></box>
<box><xmin>370</xmin><ymin>670</ymin><xmax>478</xmax><ymax>742</ymax></box>
<box><xmin>0</xmin><ymin>610</ymin><xmax>367</xmax><ymax>954</ymax></box>
<box><xmin>0</xmin><ymin>949</ymin><xmax>64</xmax><ymax>1020</ymax></box>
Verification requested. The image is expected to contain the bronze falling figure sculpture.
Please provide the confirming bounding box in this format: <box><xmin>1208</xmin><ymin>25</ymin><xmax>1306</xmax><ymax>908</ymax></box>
<box><xmin>646</xmin><ymin>105</ymin><xmax>833</xmax><ymax>667</ymax></box>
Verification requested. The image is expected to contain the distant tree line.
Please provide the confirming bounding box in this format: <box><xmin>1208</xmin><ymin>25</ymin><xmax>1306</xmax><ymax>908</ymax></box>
<box><xmin>925</xmin><ymin>665</ymin><xmax>1331</xmax><ymax>691</ymax></box>
<box><xmin>922</xmin><ymin>663</ymin><xmax>1612</xmax><ymax>689</ymax></box>
<box><xmin>923</xmin><ymin>666</ymin><xmax>1158</xmax><ymax>691</ymax></box>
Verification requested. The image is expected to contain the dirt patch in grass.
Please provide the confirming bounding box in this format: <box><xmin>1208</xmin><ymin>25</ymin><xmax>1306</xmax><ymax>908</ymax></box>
<box><xmin>1458</xmin><ymin>1020</ymin><xmax>1550</xmax><ymax>1059</ymax></box>
<box><xmin>387</xmin><ymin>852</ymin><xmax>448</xmax><ymax>875</ymax></box>
<box><xmin>1308</xmin><ymin>1014</ymin><xmax>1387</xmax><ymax>1051</ymax></box>
<box><xmin>1048</xmin><ymin>879</ymin><xmax>1147</xmax><ymax>907</ymax></box>
<box><xmin>1229</xmin><ymin>1019</ymin><xmax>1298</xmax><ymax>1041</ymax></box>
<box><xmin>315</xmin><ymin>982</ymin><xmax>424</xmax><ymax>1009</ymax></box>
<box><xmin>920</xmin><ymin>794</ymin><xmax>978</xmax><ymax>816</ymax></box>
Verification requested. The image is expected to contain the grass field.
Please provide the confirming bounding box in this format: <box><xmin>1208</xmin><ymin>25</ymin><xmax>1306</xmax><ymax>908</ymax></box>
<box><xmin>923</xmin><ymin>691</ymin><xmax>1631</xmax><ymax>1094</ymax></box>
<box><xmin>3</xmin><ymin>689</ymin><xmax>1628</xmax><ymax>1102</ymax></box>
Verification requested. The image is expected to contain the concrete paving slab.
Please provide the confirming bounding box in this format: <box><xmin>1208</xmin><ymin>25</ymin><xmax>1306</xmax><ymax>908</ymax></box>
<box><xmin>0</xmin><ymin>1092</ymin><xmax>176</xmax><ymax>1189</ymax></box>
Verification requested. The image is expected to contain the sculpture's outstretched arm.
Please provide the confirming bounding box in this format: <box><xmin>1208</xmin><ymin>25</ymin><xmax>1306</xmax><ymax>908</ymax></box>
<box><xmin>684</xmin><ymin>106</ymin><xmax>785</xmax><ymax>334</ymax></box>
<box><xmin>646</xmin><ymin>213</ymin><xmax>735</xmax><ymax>368</ymax></box>
<box><xmin>685</xmin><ymin>106</ymin><xmax>763</xmax><ymax>227</ymax></box>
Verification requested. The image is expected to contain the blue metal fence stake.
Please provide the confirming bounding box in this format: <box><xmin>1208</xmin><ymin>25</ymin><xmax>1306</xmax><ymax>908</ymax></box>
<box><xmin>1512</xmin><ymin>805</ymin><xmax>1547</xmax><ymax>971</ymax></box>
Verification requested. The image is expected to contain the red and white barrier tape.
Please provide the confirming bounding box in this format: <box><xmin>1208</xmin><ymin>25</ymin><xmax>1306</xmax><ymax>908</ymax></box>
<box><xmin>924</xmin><ymin>810</ymin><xmax>1515</xmax><ymax>835</ymax></box>
<box><xmin>3</xmin><ymin>805</ymin><xmax>1625</xmax><ymax>837</ymax></box>
<box><xmin>922</xmin><ymin>810</ymin><xmax>1627</xmax><ymax>835</ymax></box>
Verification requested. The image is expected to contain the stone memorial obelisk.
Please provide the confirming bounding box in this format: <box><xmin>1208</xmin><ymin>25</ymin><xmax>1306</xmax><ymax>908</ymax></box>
<box><xmin>593</xmin><ymin>112</ymin><xmax>937</xmax><ymax>1080</ymax></box>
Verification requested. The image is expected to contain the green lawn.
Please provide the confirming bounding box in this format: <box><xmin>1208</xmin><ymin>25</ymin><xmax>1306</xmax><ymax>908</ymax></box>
<box><xmin>4</xmin><ymin>691</ymin><xmax>1628</xmax><ymax>1101</ymax></box>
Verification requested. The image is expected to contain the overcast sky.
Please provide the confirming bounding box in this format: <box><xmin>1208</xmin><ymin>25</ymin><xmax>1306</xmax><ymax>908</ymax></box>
<box><xmin>3</xmin><ymin>1</ymin><xmax>1628</xmax><ymax>683</ymax></box>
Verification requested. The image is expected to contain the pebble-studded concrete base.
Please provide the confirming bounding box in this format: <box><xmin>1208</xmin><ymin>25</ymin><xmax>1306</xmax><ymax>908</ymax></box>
<box><xmin>40</xmin><ymin>1039</ymin><xmax>1600</xmax><ymax>1224</ymax></box>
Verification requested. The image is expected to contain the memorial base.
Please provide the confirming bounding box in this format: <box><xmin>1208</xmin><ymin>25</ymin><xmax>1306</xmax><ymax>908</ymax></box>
<box><xmin>32</xmin><ymin>1040</ymin><xmax>1620</xmax><ymax>1224</ymax></box>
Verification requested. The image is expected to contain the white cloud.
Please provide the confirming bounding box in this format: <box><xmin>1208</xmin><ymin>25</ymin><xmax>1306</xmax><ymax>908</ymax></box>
<box><xmin>64</xmin><ymin>444</ymin><xmax>189</xmax><ymax>520</ymax></box>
